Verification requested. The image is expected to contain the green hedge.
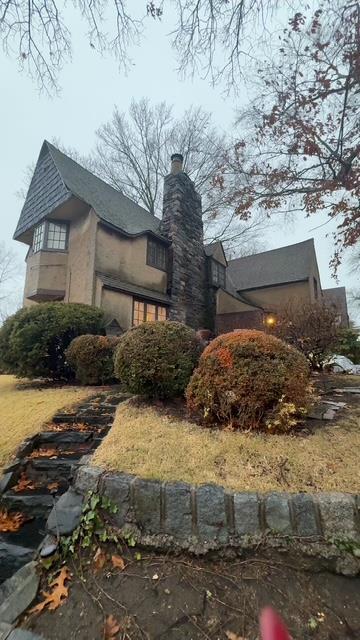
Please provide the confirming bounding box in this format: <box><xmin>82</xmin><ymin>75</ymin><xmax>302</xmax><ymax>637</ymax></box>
<box><xmin>66</xmin><ymin>334</ymin><xmax>120</xmax><ymax>385</ymax></box>
<box><xmin>114</xmin><ymin>321</ymin><xmax>200</xmax><ymax>399</ymax></box>
<box><xmin>0</xmin><ymin>303</ymin><xmax>105</xmax><ymax>380</ymax></box>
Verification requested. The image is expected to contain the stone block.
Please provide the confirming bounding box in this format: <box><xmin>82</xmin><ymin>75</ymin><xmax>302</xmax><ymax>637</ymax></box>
<box><xmin>164</xmin><ymin>482</ymin><xmax>192</xmax><ymax>538</ymax></box>
<box><xmin>234</xmin><ymin>493</ymin><xmax>261</xmax><ymax>536</ymax></box>
<box><xmin>265</xmin><ymin>493</ymin><xmax>292</xmax><ymax>534</ymax></box>
<box><xmin>291</xmin><ymin>494</ymin><xmax>319</xmax><ymax>537</ymax></box>
<box><xmin>132</xmin><ymin>478</ymin><xmax>161</xmax><ymax>533</ymax></box>
<box><xmin>0</xmin><ymin>472</ymin><xmax>14</xmax><ymax>495</ymax></box>
<box><xmin>46</xmin><ymin>488</ymin><xmax>83</xmax><ymax>535</ymax></box>
<box><xmin>74</xmin><ymin>465</ymin><xmax>103</xmax><ymax>495</ymax></box>
<box><xmin>196</xmin><ymin>484</ymin><xmax>228</xmax><ymax>543</ymax></box>
<box><xmin>316</xmin><ymin>493</ymin><xmax>358</xmax><ymax>539</ymax></box>
<box><xmin>0</xmin><ymin>561</ymin><xmax>39</xmax><ymax>624</ymax></box>
<box><xmin>8</xmin><ymin>631</ymin><xmax>45</xmax><ymax>640</ymax></box>
<box><xmin>0</xmin><ymin>622</ymin><xmax>12</xmax><ymax>640</ymax></box>
<box><xmin>101</xmin><ymin>473</ymin><xmax>132</xmax><ymax>527</ymax></box>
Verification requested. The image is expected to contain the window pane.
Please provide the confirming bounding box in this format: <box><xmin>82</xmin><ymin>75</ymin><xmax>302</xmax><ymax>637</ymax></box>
<box><xmin>33</xmin><ymin>223</ymin><xmax>45</xmax><ymax>252</ymax></box>
<box><xmin>46</xmin><ymin>222</ymin><xmax>67</xmax><ymax>250</ymax></box>
<box><xmin>133</xmin><ymin>301</ymin><xmax>144</xmax><ymax>326</ymax></box>
<box><xmin>148</xmin><ymin>240</ymin><xmax>166</xmax><ymax>270</ymax></box>
<box><xmin>157</xmin><ymin>306</ymin><xmax>167</xmax><ymax>321</ymax></box>
<box><xmin>146</xmin><ymin>304</ymin><xmax>156</xmax><ymax>322</ymax></box>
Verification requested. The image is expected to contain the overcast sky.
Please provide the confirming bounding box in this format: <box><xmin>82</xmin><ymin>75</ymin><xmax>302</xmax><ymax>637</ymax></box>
<box><xmin>1</xmin><ymin>5</ymin><xmax>358</xmax><ymax>322</ymax></box>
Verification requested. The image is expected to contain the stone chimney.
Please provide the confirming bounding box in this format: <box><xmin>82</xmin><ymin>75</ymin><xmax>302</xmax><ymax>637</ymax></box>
<box><xmin>161</xmin><ymin>154</ymin><xmax>207</xmax><ymax>329</ymax></box>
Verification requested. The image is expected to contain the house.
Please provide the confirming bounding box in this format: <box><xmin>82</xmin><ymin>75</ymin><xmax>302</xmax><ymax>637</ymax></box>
<box><xmin>14</xmin><ymin>141</ymin><xmax>349</xmax><ymax>333</ymax></box>
<box><xmin>322</xmin><ymin>287</ymin><xmax>350</xmax><ymax>328</ymax></box>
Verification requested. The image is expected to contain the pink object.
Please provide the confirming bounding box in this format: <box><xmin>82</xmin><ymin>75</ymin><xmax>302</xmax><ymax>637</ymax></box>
<box><xmin>260</xmin><ymin>607</ymin><xmax>291</xmax><ymax>640</ymax></box>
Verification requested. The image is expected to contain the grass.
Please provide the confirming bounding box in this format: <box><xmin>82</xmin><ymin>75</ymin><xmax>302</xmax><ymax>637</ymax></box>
<box><xmin>93</xmin><ymin>395</ymin><xmax>360</xmax><ymax>494</ymax></box>
<box><xmin>0</xmin><ymin>375</ymin><xmax>94</xmax><ymax>472</ymax></box>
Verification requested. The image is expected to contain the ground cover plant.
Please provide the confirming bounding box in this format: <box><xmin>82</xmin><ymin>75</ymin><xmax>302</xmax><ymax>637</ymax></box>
<box><xmin>66</xmin><ymin>335</ymin><xmax>120</xmax><ymax>385</ymax></box>
<box><xmin>0</xmin><ymin>375</ymin><xmax>93</xmax><ymax>471</ymax></box>
<box><xmin>114</xmin><ymin>321</ymin><xmax>200</xmax><ymax>399</ymax></box>
<box><xmin>186</xmin><ymin>329</ymin><xmax>311</xmax><ymax>431</ymax></box>
<box><xmin>92</xmin><ymin>387</ymin><xmax>360</xmax><ymax>494</ymax></box>
<box><xmin>0</xmin><ymin>303</ymin><xmax>104</xmax><ymax>380</ymax></box>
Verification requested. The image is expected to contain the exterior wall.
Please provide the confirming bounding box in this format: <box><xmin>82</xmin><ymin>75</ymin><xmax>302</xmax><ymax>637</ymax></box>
<box><xmin>211</xmin><ymin>244</ymin><xmax>227</xmax><ymax>267</ymax></box>
<box><xmin>242</xmin><ymin>280</ymin><xmax>311</xmax><ymax>310</ymax></box>
<box><xmin>216</xmin><ymin>289</ymin><xmax>258</xmax><ymax>314</ymax></box>
<box><xmin>95</xmin><ymin>225</ymin><xmax>167</xmax><ymax>294</ymax></box>
<box><xmin>216</xmin><ymin>310</ymin><xmax>264</xmax><ymax>333</ymax></box>
<box><xmin>65</xmin><ymin>209</ymin><xmax>98</xmax><ymax>305</ymax></box>
<box><xmin>23</xmin><ymin>249</ymin><xmax>67</xmax><ymax>304</ymax></box>
<box><xmin>161</xmin><ymin>172</ymin><xmax>206</xmax><ymax>329</ymax></box>
<box><xmin>100</xmin><ymin>287</ymin><xmax>133</xmax><ymax>330</ymax></box>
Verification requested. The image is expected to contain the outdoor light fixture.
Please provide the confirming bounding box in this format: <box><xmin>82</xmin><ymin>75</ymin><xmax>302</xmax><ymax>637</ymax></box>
<box><xmin>265</xmin><ymin>314</ymin><xmax>276</xmax><ymax>327</ymax></box>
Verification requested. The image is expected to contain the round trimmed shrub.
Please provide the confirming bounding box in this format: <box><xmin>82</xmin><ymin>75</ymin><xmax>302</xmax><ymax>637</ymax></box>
<box><xmin>0</xmin><ymin>303</ymin><xmax>105</xmax><ymax>380</ymax></box>
<box><xmin>114</xmin><ymin>321</ymin><xmax>200</xmax><ymax>398</ymax></box>
<box><xmin>66</xmin><ymin>334</ymin><xmax>120</xmax><ymax>385</ymax></box>
<box><xmin>186</xmin><ymin>329</ymin><xmax>310</xmax><ymax>432</ymax></box>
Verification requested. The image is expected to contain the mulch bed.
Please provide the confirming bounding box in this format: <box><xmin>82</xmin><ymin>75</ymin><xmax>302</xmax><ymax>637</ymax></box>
<box><xmin>24</xmin><ymin>546</ymin><xmax>360</xmax><ymax>640</ymax></box>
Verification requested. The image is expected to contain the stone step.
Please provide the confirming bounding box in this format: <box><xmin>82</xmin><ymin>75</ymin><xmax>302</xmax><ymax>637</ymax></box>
<box><xmin>0</xmin><ymin>542</ymin><xmax>35</xmax><ymax>584</ymax></box>
<box><xmin>36</xmin><ymin>431</ymin><xmax>94</xmax><ymax>446</ymax></box>
<box><xmin>0</xmin><ymin>515</ymin><xmax>46</xmax><ymax>551</ymax></box>
<box><xmin>52</xmin><ymin>414</ymin><xmax>112</xmax><ymax>426</ymax></box>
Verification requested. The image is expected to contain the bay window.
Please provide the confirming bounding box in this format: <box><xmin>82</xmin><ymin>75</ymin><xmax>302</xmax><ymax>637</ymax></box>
<box><xmin>32</xmin><ymin>220</ymin><xmax>68</xmax><ymax>253</ymax></box>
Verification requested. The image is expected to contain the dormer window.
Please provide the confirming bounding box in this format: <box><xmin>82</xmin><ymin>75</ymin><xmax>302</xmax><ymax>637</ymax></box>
<box><xmin>32</xmin><ymin>220</ymin><xmax>68</xmax><ymax>253</ymax></box>
<box><xmin>147</xmin><ymin>238</ymin><xmax>167</xmax><ymax>271</ymax></box>
<box><xmin>211</xmin><ymin>260</ymin><xmax>226</xmax><ymax>288</ymax></box>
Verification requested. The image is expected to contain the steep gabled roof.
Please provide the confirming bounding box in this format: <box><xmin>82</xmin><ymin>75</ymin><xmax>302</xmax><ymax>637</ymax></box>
<box><xmin>14</xmin><ymin>141</ymin><xmax>163</xmax><ymax>241</ymax></box>
<box><xmin>227</xmin><ymin>239</ymin><xmax>317</xmax><ymax>292</ymax></box>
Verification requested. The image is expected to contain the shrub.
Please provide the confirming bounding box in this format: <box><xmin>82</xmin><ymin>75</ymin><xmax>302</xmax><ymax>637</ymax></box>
<box><xmin>114</xmin><ymin>321</ymin><xmax>200</xmax><ymax>398</ymax></box>
<box><xmin>186</xmin><ymin>329</ymin><xmax>310</xmax><ymax>432</ymax></box>
<box><xmin>66</xmin><ymin>334</ymin><xmax>120</xmax><ymax>385</ymax></box>
<box><xmin>0</xmin><ymin>303</ymin><xmax>104</xmax><ymax>380</ymax></box>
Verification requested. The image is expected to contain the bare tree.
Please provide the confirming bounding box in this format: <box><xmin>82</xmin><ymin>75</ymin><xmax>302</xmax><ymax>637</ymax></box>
<box><xmin>215</xmin><ymin>1</ymin><xmax>360</xmax><ymax>271</ymax></box>
<box><xmin>94</xmin><ymin>98</ymin><xmax>268</xmax><ymax>252</ymax></box>
<box><xmin>0</xmin><ymin>0</ymin><xmax>280</xmax><ymax>93</ymax></box>
<box><xmin>0</xmin><ymin>243</ymin><xmax>21</xmax><ymax>322</ymax></box>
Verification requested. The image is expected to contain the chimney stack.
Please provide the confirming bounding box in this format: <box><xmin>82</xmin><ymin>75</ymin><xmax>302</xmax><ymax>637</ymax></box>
<box><xmin>170</xmin><ymin>153</ymin><xmax>183</xmax><ymax>175</ymax></box>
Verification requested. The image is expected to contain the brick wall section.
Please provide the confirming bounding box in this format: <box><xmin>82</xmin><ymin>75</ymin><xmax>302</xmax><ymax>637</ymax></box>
<box><xmin>216</xmin><ymin>310</ymin><xmax>264</xmax><ymax>334</ymax></box>
<box><xmin>161</xmin><ymin>172</ymin><xmax>207</xmax><ymax>330</ymax></box>
<box><xmin>75</xmin><ymin>467</ymin><xmax>360</xmax><ymax>546</ymax></box>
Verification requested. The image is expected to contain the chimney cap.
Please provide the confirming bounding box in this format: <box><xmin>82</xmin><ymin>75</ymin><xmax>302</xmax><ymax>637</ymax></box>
<box><xmin>171</xmin><ymin>153</ymin><xmax>184</xmax><ymax>162</ymax></box>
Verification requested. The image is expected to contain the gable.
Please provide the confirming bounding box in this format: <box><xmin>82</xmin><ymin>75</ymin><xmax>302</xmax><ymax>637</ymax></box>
<box><xmin>14</xmin><ymin>144</ymin><xmax>72</xmax><ymax>240</ymax></box>
<box><xmin>204</xmin><ymin>241</ymin><xmax>228</xmax><ymax>266</ymax></box>
<box><xmin>227</xmin><ymin>240</ymin><xmax>316</xmax><ymax>292</ymax></box>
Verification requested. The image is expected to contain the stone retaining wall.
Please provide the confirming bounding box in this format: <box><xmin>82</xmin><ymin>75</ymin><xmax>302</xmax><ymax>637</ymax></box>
<box><xmin>75</xmin><ymin>466</ymin><xmax>360</xmax><ymax>562</ymax></box>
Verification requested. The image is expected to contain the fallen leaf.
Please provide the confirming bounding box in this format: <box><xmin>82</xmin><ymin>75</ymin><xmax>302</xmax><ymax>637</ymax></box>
<box><xmin>13</xmin><ymin>472</ymin><xmax>37</xmax><ymax>492</ymax></box>
<box><xmin>0</xmin><ymin>509</ymin><xmax>29</xmax><ymax>532</ymax></box>
<box><xmin>225</xmin><ymin>632</ymin><xmax>247</xmax><ymax>640</ymax></box>
<box><xmin>30</xmin><ymin>566</ymin><xmax>71</xmax><ymax>614</ymax></box>
<box><xmin>47</xmin><ymin>482</ymin><xmax>59</xmax><ymax>492</ymax></box>
<box><xmin>111</xmin><ymin>555</ymin><xmax>125</xmax><ymax>570</ymax></box>
<box><xmin>93</xmin><ymin>546</ymin><xmax>107</xmax><ymax>572</ymax></box>
<box><xmin>104</xmin><ymin>614</ymin><xmax>121</xmax><ymax>639</ymax></box>
<box><xmin>29</xmin><ymin>448</ymin><xmax>59</xmax><ymax>459</ymax></box>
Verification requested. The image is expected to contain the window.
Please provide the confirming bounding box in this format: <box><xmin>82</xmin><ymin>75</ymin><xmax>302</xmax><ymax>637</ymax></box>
<box><xmin>147</xmin><ymin>239</ymin><xmax>167</xmax><ymax>271</ymax></box>
<box><xmin>313</xmin><ymin>277</ymin><xmax>318</xmax><ymax>300</ymax></box>
<box><xmin>33</xmin><ymin>222</ymin><xmax>45</xmax><ymax>253</ymax></box>
<box><xmin>211</xmin><ymin>260</ymin><xmax>226</xmax><ymax>288</ymax></box>
<box><xmin>133</xmin><ymin>300</ymin><xmax>168</xmax><ymax>326</ymax></box>
<box><xmin>32</xmin><ymin>220</ymin><xmax>68</xmax><ymax>253</ymax></box>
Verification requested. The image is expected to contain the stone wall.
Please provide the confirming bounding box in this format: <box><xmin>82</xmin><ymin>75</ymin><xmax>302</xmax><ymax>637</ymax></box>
<box><xmin>74</xmin><ymin>466</ymin><xmax>360</xmax><ymax>574</ymax></box>
<box><xmin>161</xmin><ymin>168</ymin><xmax>207</xmax><ymax>330</ymax></box>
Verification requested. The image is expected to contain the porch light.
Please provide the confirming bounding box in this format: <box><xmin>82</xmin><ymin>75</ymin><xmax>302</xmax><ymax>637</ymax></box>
<box><xmin>265</xmin><ymin>314</ymin><xmax>277</xmax><ymax>327</ymax></box>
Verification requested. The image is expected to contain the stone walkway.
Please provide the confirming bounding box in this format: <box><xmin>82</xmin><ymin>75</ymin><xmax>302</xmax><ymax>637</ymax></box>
<box><xmin>0</xmin><ymin>390</ymin><xmax>127</xmax><ymax>585</ymax></box>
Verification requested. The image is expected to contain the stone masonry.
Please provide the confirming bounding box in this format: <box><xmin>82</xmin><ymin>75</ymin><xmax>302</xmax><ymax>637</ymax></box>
<box><xmin>161</xmin><ymin>154</ymin><xmax>207</xmax><ymax>330</ymax></box>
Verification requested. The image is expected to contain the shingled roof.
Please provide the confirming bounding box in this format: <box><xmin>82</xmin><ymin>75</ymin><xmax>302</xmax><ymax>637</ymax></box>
<box><xmin>227</xmin><ymin>239</ymin><xmax>317</xmax><ymax>291</ymax></box>
<box><xmin>14</xmin><ymin>141</ymin><xmax>163</xmax><ymax>241</ymax></box>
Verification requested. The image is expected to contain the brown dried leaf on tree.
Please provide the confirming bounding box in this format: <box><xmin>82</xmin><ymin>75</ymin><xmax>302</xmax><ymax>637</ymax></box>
<box><xmin>29</xmin><ymin>566</ymin><xmax>71</xmax><ymax>615</ymax></box>
<box><xmin>93</xmin><ymin>547</ymin><xmax>107</xmax><ymax>572</ymax></box>
<box><xmin>104</xmin><ymin>614</ymin><xmax>122</xmax><ymax>639</ymax></box>
<box><xmin>111</xmin><ymin>554</ymin><xmax>125</xmax><ymax>570</ymax></box>
<box><xmin>0</xmin><ymin>509</ymin><xmax>29</xmax><ymax>532</ymax></box>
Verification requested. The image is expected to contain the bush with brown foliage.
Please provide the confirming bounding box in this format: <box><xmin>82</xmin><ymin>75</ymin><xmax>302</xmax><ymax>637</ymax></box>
<box><xmin>186</xmin><ymin>329</ymin><xmax>310</xmax><ymax>432</ymax></box>
<box><xmin>66</xmin><ymin>334</ymin><xmax>120</xmax><ymax>385</ymax></box>
<box><xmin>114</xmin><ymin>321</ymin><xmax>200</xmax><ymax>399</ymax></box>
<box><xmin>272</xmin><ymin>302</ymin><xmax>340</xmax><ymax>370</ymax></box>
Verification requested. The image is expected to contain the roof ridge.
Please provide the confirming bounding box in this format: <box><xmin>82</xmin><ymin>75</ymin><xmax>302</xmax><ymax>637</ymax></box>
<box><xmin>228</xmin><ymin>238</ymin><xmax>315</xmax><ymax>264</ymax></box>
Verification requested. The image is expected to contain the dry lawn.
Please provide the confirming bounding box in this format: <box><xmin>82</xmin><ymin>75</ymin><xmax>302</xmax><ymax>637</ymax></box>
<box><xmin>93</xmin><ymin>398</ymin><xmax>360</xmax><ymax>494</ymax></box>
<box><xmin>0</xmin><ymin>375</ymin><xmax>93</xmax><ymax>471</ymax></box>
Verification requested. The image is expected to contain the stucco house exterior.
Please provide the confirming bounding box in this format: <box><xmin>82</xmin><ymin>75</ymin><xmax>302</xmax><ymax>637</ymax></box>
<box><xmin>14</xmin><ymin>141</ymin><xmax>349</xmax><ymax>333</ymax></box>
